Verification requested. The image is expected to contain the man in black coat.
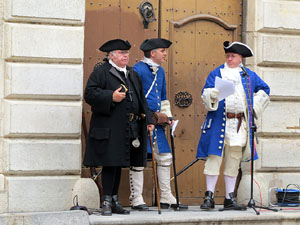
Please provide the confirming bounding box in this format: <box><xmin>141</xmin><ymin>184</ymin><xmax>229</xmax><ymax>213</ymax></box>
<box><xmin>83</xmin><ymin>39</ymin><xmax>154</xmax><ymax>216</ymax></box>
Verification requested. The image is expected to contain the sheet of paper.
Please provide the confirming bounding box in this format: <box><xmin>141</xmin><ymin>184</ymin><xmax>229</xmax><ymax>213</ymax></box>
<box><xmin>215</xmin><ymin>76</ymin><xmax>235</xmax><ymax>101</ymax></box>
<box><xmin>171</xmin><ymin>120</ymin><xmax>179</xmax><ymax>137</ymax></box>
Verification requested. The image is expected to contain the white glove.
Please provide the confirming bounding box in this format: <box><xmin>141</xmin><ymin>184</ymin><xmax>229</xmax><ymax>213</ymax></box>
<box><xmin>202</xmin><ymin>88</ymin><xmax>219</xmax><ymax>111</ymax></box>
<box><xmin>210</xmin><ymin>88</ymin><xmax>219</xmax><ymax>99</ymax></box>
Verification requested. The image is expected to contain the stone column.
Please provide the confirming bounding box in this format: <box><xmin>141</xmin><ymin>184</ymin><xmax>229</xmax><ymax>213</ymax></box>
<box><xmin>0</xmin><ymin>0</ymin><xmax>85</xmax><ymax>212</ymax></box>
<box><xmin>238</xmin><ymin>0</ymin><xmax>300</xmax><ymax>206</ymax></box>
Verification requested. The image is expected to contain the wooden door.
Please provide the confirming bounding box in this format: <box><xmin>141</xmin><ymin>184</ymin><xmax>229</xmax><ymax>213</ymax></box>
<box><xmin>160</xmin><ymin>0</ymin><xmax>242</xmax><ymax>205</ymax></box>
<box><xmin>83</xmin><ymin>0</ymin><xmax>243</xmax><ymax>206</ymax></box>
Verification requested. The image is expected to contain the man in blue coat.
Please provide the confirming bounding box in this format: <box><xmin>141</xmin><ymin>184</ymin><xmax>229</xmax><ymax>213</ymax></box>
<box><xmin>196</xmin><ymin>41</ymin><xmax>270</xmax><ymax>210</ymax></box>
<box><xmin>129</xmin><ymin>38</ymin><xmax>187</xmax><ymax>211</ymax></box>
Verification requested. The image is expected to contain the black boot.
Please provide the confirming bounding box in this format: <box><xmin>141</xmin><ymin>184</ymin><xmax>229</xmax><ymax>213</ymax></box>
<box><xmin>224</xmin><ymin>192</ymin><xmax>247</xmax><ymax>210</ymax></box>
<box><xmin>131</xmin><ymin>204</ymin><xmax>149</xmax><ymax>211</ymax></box>
<box><xmin>101</xmin><ymin>195</ymin><xmax>112</xmax><ymax>216</ymax></box>
<box><xmin>200</xmin><ymin>191</ymin><xmax>215</xmax><ymax>209</ymax></box>
<box><xmin>112</xmin><ymin>195</ymin><xmax>130</xmax><ymax>215</ymax></box>
<box><xmin>170</xmin><ymin>203</ymin><xmax>189</xmax><ymax>211</ymax></box>
<box><xmin>160</xmin><ymin>202</ymin><xmax>188</xmax><ymax>210</ymax></box>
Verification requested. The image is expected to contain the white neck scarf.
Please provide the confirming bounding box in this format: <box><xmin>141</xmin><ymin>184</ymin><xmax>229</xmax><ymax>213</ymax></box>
<box><xmin>142</xmin><ymin>57</ymin><xmax>160</xmax><ymax>71</ymax></box>
<box><xmin>222</xmin><ymin>63</ymin><xmax>243</xmax><ymax>84</ymax></box>
<box><xmin>109</xmin><ymin>59</ymin><xmax>127</xmax><ymax>76</ymax></box>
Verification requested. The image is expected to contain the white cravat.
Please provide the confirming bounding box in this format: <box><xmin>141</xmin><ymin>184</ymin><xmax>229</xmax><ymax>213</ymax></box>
<box><xmin>109</xmin><ymin>59</ymin><xmax>127</xmax><ymax>77</ymax></box>
<box><xmin>142</xmin><ymin>57</ymin><xmax>160</xmax><ymax>69</ymax></box>
<box><xmin>221</xmin><ymin>63</ymin><xmax>246</xmax><ymax>113</ymax></box>
<box><xmin>142</xmin><ymin>57</ymin><xmax>159</xmax><ymax>75</ymax></box>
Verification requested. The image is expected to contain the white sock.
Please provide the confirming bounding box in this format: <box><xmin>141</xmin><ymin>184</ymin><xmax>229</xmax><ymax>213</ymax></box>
<box><xmin>224</xmin><ymin>175</ymin><xmax>237</xmax><ymax>199</ymax></box>
<box><xmin>206</xmin><ymin>175</ymin><xmax>218</xmax><ymax>197</ymax></box>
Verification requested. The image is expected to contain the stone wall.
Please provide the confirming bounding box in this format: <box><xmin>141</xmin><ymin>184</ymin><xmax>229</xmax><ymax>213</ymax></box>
<box><xmin>238</xmin><ymin>0</ymin><xmax>300</xmax><ymax>206</ymax></box>
<box><xmin>0</xmin><ymin>0</ymin><xmax>85</xmax><ymax>212</ymax></box>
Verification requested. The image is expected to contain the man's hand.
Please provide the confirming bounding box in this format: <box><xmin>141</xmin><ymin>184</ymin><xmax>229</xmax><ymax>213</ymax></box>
<box><xmin>147</xmin><ymin>124</ymin><xmax>155</xmax><ymax>132</ymax></box>
<box><xmin>113</xmin><ymin>87</ymin><xmax>126</xmax><ymax>102</ymax></box>
<box><xmin>210</xmin><ymin>88</ymin><xmax>219</xmax><ymax>99</ymax></box>
<box><xmin>169</xmin><ymin>119</ymin><xmax>175</xmax><ymax>126</ymax></box>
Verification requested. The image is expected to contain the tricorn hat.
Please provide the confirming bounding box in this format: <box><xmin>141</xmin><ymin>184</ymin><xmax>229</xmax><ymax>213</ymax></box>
<box><xmin>140</xmin><ymin>38</ymin><xmax>172</xmax><ymax>52</ymax></box>
<box><xmin>223</xmin><ymin>41</ymin><xmax>253</xmax><ymax>57</ymax></box>
<box><xmin>99</xmin><ymin>39</ymin><xmax>131</xmax><ymax>52</ymax></box>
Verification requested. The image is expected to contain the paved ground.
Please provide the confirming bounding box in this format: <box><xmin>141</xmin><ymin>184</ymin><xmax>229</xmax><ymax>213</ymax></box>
<box><xmin>89</xmin><ymin>205</ymin><xmax>300</xmax><ymax>225</ymax></box>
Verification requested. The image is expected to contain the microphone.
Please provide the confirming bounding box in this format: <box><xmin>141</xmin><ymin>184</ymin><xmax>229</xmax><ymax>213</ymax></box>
<box><xmin>239</xmin><ymin>64</ymin><xmax>249</xmax><ymax>77</ymax></box>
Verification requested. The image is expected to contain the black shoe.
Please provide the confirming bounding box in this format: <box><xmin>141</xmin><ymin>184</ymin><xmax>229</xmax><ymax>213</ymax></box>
<box><xmin>160</xmin><ymin>202</ymin><xmax>188</xmax><ymax>210</ymax></box>
<box><xmin>170</xmin><ymin>203</ymin><xmax>188</xmax><ymax>211</ymax></box>
<box><xmin>131</xmin><ymin>204</ymin><xmax>149</xmax><ymax>211</ymax></box>
<box><xmin>223</xmin><ymin>192</ymin><xmax>247</xmax><ymax>210</ymax></box>
<box><xmin>111</xmin><ymin>195</ymin><xmax>130</xmax><ymax>215</ymax></box>
<box><xmin>200</xmin><ymin>191</ymin><xmax>215</xmax><ymax>209</ymax></box>
<box><xmin>101</xmin><ymin>195</ymin><xmax>112</xmax><ymax>216</ymax></box>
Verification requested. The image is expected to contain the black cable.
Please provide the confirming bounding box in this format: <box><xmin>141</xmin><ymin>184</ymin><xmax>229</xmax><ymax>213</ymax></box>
<box><xmin>277</xmin><ymin>184</ymin><xmax>300</xmax><ymax>205</ymax></box>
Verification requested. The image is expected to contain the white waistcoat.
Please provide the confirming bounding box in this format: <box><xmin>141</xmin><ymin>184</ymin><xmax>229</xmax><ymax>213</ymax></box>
<box><xmin>220</xmin><ymin>64</ymin><xmax>248</xmax><ymax>147</ymax></box>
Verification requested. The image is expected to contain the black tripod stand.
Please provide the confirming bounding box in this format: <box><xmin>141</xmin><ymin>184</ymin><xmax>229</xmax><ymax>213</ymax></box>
<box><xmin>241</xmin><ymin>66</ymin><xmax>278</xmax><ymax>215</ymax></box>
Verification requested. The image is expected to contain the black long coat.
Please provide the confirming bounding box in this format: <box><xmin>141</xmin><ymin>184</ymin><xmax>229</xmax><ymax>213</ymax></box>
<box><xmin>83</xmin><ymin>61</ymin><xmax>153</xmax><ymax>167</ymax></box>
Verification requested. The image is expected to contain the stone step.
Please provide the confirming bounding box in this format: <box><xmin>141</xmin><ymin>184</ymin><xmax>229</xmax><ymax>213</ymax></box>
<box><xmin>89</xmin><ymin>206</ymin><xmax>300</xmax><ymax>225</ymax></box>
<box><xmin>1</xmin><ymin>206</ymin><xmax>300</xmax><ymax>225</ymax></box>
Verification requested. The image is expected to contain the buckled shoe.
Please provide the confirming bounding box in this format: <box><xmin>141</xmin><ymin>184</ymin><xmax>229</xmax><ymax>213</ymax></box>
<box><xmin>200</xmin><ymin>191</ymin><xmax>215</xmax><ymax>209</ymax></box>
<box><xmin>131</xmin><ymin>204</ymin><xmax>149</xmax><ymax>211</ymax></box>
<box><xmin>112</xmin><ymin>195</ymin><xmax>130</xmax><ymax>214</ymax></box>
<box><xmin>224</xmin><ymin>192</ymin><xmax>247</xmax><ymax>210</ymax></box>
<box><xmin>101</xmin><ymin>195</ymin><xmax>112</xmax><ymax>216</ymax></box>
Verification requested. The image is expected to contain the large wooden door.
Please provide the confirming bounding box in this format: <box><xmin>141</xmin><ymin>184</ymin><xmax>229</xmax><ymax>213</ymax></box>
<box><xmin>83</xmin><ymin>0</ymin><xmax>243</xmax><ymax>206</ymax></box>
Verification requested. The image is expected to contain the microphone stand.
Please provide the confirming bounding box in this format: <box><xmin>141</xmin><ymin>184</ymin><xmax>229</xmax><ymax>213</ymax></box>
<box><xmin>242</xmin><ymin>67</ymin><xmax>278</xmax><ymax>215</ymax></box>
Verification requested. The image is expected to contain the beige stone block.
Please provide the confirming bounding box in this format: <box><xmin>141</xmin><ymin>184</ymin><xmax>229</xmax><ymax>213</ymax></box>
<box><xmin>258</xmin><ymin>67</ymin><xmax>300</xmax><ymax>99</ymax></box>
<box><xmin>4</xmin><ymin>100</ymin><xmax>82</xmax><ymax>138</ymax></box>
<box><xmin>242</xmin><ymin>0</ymin><xmax>257</xmax><ymax>32</ymax></box>
<box><xmin>4</xmin><ymin>23</ymin><xmax>84</xmax><ymax>63</ymax></box>
<box><xmin>258</xmin><ymin>0</ymin><xmax>300</xmax><ymax>31</ymax></box>
<box><xmin>253</xmin><ymin>138</ymin><xmax>300</xmax><ymax>171</ymax></box>
<box><xmin>72</xmin><ymin>178</ymin><xmax>100</xmax><ymax>209</ymax></box>
<box><xmin>4</xmin><ymin>0</ymin><xmax>85</xmax><ymax>25</ymax></box>
<box><xmin>0</xmin><ymin>174</ymin><xmax>5</xmax><ymax>191</ymax></box>
<box><xmin>0</xmin><ymin>141</ymin><xmax>4</xmax><ymax>172</ymax></box>
<box><xmin>5</xmin><ymin>63</ymin><xmax>83</xmax><ymax>100</ymax></box>
<box><xmin>260</xmin><ymin>101</ymin><xmax>300</xmax><ymax>134</ymax></box>
<box><xmin>257</xmin><ymin>34</ymin><xmax>300</xmax><ymax>66</ymax></box>
<box><xmin>0</xmin><ymin>192</ymin><xmax>8</xmax><ymax>213</ymax></box>
<box><xmin>0</xmin><ymin>211</ymin><xmax>89</xmax><ymax>225</ymax></box>
<box><xmin>7</xmin><ymin>176</ymin><xmax>79</xmax><ymax>212</ymax></box>
<box><xmin>3</xmin><ymin>139</ymin><xmax>81</xmax><ymax>174</ymax></box>
<box><xmin>23</xmin><ymin>211</ymin><xmax>89</xmax><ymax>225</ymax></box>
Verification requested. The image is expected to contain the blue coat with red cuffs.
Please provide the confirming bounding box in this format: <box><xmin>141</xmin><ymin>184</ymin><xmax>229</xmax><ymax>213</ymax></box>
<box><xmin>196</xmin><ymin>64</ymin><xmax>270</xmax><ymax>160</ymax></box>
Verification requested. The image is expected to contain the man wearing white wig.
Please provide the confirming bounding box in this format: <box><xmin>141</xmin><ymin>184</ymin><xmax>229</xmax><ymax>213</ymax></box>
<box><xmin>130</xmin><ymin>38</ymin><xmax>188</xmax><ymax>211</ymax></box>
<box><xmin>196</xmin><ymin>41</ymin><xmax>270</xmax><ymax>210</ymax></box>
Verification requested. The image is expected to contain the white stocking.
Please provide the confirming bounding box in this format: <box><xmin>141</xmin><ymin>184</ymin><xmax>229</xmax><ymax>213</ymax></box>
<box><xmin>224</xmin><ymin>175</ymin><xmax>237</xmax><ymax>199</ymax></box>
<box><xmin>206</xmin><ymin>175</ymin><xmax>218</xmax><ymax>196</ymax></box>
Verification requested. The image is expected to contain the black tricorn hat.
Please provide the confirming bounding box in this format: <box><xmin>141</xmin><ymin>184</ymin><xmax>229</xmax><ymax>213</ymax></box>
<box><xmin>140</xmin><ymin>38</ymin><xmax>172</xmax><ymax>52</ymax></box>
<box><xmin>223</xmin><ymin>41</ymin><xmax>253</xmax><ymax>57</ymax></box>
<box><xmin>99</xmin><ymin>39</ymin><xmax>131</xmax><ymax>52</ymax></box>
